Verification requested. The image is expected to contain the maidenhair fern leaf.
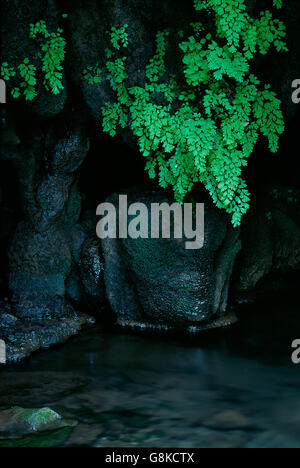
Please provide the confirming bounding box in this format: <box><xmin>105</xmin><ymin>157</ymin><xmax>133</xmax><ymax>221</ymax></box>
<box><xmin>92</xmin><ymin>2</ymin><xmax>287</xmax><ymax>226</ymax></box>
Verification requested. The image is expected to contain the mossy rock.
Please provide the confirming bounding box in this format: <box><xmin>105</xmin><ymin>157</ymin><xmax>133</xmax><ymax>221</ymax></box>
<box><xmin>0</xmin><ymin>407</ymin><xmax>77</xmax><ymax>447</ymax></box>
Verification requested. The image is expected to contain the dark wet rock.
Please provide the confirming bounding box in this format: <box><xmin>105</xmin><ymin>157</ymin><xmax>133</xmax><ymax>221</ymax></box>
<box><xmin>245</xmin><ymin>430</ymin><xmax>300</xmax><ymax>449</ymax></box>
<box><xmin>1</xmin><ymin>117</ymin><xmax>99</xmax><ymax>363</ymax></box>
<box><xmin>1</xmin><ymin>115</ymin><xmax>104</xmax><ymax>361</ymax></box>
<box><xmin>9</xmin><ymin>223</ymin><xmax>73</xmax><ymax>319</ymax></box>
<box><xmin>0</xmin><ymin>370</ymin><xmax>89</xmax><ymax>407</ymax></box>
<box><xmin>234</xmin><ymin>186</ymin><xmax>300</xmax><ymax>300</ymax></box>
<box><xmin>2</xmin><ymin>0</ymin><xmax>67</xmax><ymax>117</ymax></box>
<box><xmin>65</xmin><ymin>269</ymin><xmax>84</xmax><ymax>304</ymax></box>
<box><xmin>102</xmin><ymin>191</ymin><xmax>241</xmax><ymax>331</ymax></box>
<box><xmin>0</xmin><ymin>407</ymin><xmax>70</xmax><ymax>433</ymax></box>
<box><xmin>203</xmin><ymin>410</ymin><xmax>253</xmax><ymax>431</ymax></box>
<box><xmin>67</xmin><ymin>0</ymin><xmax>194</xmax><ymax>122</ymax></box>
<box><xmin>196</xmin><ymin>428</ymin><xmax>249</xmax><ymax>449</ymax></box>
<box><xmin>0</xmin><ymin>133</ymin><xmax>21</xmax><ymax>292</ymax></box>
<box><xmin>94</xmin><ymin>425</ymin><xmax>249</xmax><ymax>448</ymax></box>
<box><xmin>65</xmin><ymin>423</ymin><xmax>104</xmax><ymax>447</ymax></box>
<box><xmin>68</xmin><ymin>0</ymin><xmax>150</xmax><ymax>121</ymax></box>
<box><xmin>79</xmin><ymin>236</ymin><xmax>105</xmax><ymax>308</ymax></box>
<box><xmin>7</xmin><ymin>117</ymin><xmax>90</xmax><ymax>320</ymax></box>
<box><xmin>65</xmin><ymin>236</ymin><xmax>105</xmax><ymax>310</ymax></box>
<box><xmin>0</xmin><ymin>407</ymin><xmax>77</xmax><ymax>447</ymax></box>
<box><xmin>66</xmin><ymin>213</ymin><xmax>105</xmax><ymax>310</ymax></box>
<box><xmin>0</xmin><ymin>300</ymin><xmax>94</xmax><ymax>363</ymax></box>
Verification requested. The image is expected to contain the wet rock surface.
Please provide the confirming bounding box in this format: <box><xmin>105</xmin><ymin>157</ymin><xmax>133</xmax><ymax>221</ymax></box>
<box><xmin>102</xmin><ymin>191</ymin><xmax>241</xmax><ymax>330</ymax></box>
<box><xmin>0</xmin><ymin>370</ymin><xmax>89</xmax><ymax>408</ymax></box>
<box><xmin>0</xmin><ymin>115</ymin><xmax>103</xmax><ymax>361</ymax></box>
<box><xmin>203</xmin><ymin>409</ymin><xmax>253</xmax><ymax>431</ymax></box>
<box><xmin>66</xmin><ymin>213</ymin><xmax>105</xmax><ymax>311</ymax></box>
<box><xmin>0</xmin><ymin>406</ymin><xmax>77</xmax><ymax>447</ymax></box>
<box><xmin>67</xmin><ymin>0</ymin><xmax>194</xmax><ymax>122</ymax></box>
<box><xmin>234</xmin><ymin>186</ymin><xmax>300</xmax><ymax>300</ymax></box>
<box><xmin>8</xmin><ymin>117</ymin><xmax>90</xmax><ymax>320</ymax></box>
<box><xmin>0</xmin><ymin>406</ymin><xmax>70</xmax><ymax>432</ymax></box>
<box><xmin>0</xmin><ymin>300</ymin><xmax>94</xmax><ymax>362</ymax></box>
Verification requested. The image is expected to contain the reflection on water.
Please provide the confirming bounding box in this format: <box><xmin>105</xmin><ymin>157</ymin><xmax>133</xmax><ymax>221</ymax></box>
<box><xmin>1</xmin><ymin>296</ymin><xmax>300</xmax><ymax>448</ymax></box>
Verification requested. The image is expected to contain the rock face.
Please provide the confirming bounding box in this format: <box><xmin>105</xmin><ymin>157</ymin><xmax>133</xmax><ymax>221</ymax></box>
<box><xmin>66</xmin><ymin>213</ymin><xmax>105</xmax><ymax>311</ymax></box>
<box><xmin>67</xmin><ymin>0</ymin><xmax>194</xmax><ymax>121</ymax></box>
<box><xmin>102</xmin><ymin>191</ymin><xmax>241</xmax><ymax>331</ymax></box>
<box><xmin>0</xmin><ymin>115</ymin><xmax>103</xmax><ymax>362</ymax></box>
<box><xmin>0</xmin><ymin>300</ymin><xmax>94</xmax><ymax>362</ymax></box>
<box><xmin>8</xmin><ymin>116</ymin><xmax>90</xmax><ymax>320</ymax></box>
<box><xmin>203</xmin><ymin>410</ymin><xmax>253</xmax><ymax>431</ymax></box>
<box><xmin>234</xmin><ymin>186</ymin><xmax>300</xmax><ymax>299</ymax></box>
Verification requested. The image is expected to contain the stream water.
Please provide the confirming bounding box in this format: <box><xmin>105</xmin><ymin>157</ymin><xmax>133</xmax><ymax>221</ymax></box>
<box><xmin>0</xmin><ymin>294</ymin><xmax>300</xmax><ymax>448</ymax></box>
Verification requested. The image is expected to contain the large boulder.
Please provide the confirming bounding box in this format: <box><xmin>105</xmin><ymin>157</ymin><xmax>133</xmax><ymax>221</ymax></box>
<box><xmin>101</xmin><ymin>191</ymin><xmax>241</xmax><ymax>331</ymax></box>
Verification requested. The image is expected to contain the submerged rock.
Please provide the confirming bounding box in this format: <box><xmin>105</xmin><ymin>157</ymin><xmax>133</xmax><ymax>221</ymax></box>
<box><xmin>102</xmin><ymin>191</ymin><xmax>241</xmax><ymax>331</ymax></box>
<box><xmin>0</xmin><ymin>371</ymin><xmax>89</xmax><ymax>408</ymax></box>
<box><xmin>0</xmin><ymin>407</ymin><xmax>77</xmax><ymax>447</ymax></box>
<box><xmin>203</xmin><ymin>410</ymin><xmax>253</xmax><ymax>431</ymax></box>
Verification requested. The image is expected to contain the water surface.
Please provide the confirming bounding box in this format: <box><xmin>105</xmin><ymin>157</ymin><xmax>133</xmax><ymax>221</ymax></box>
<box><xmin>1</xmin><ymin>296</ymin><xmax>300</xmax><ymax>448</ymax></box>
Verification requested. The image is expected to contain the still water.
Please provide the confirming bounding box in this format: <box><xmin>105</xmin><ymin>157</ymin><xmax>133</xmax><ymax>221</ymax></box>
<box><xmin>0</xmin><ymin>297</ymin><xmax>300</xmax><ymax>448</ymax></box>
